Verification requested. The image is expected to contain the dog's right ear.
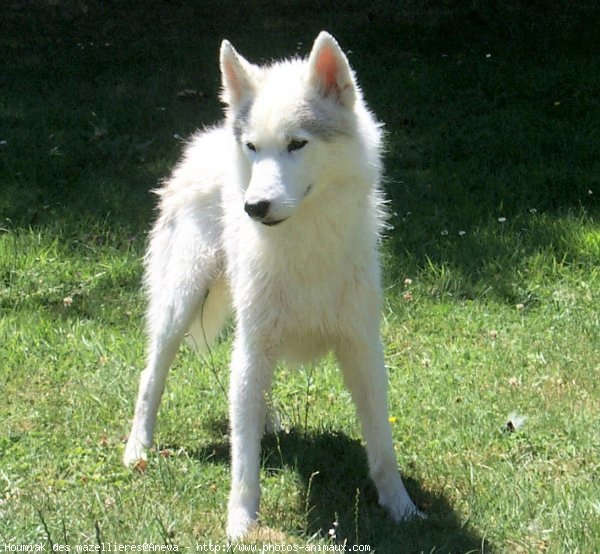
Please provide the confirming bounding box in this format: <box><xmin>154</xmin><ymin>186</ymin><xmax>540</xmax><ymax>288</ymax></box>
<box><xmin>220</xmin><ymin>40</ymin><xmax>256</xmax><ymax>108</ymax></box>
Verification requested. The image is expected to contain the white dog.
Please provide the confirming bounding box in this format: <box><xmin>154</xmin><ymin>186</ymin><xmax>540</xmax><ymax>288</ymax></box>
<box><xmin>124</xmin><ymin>31</ymin><xmax>420</xmax><ymax>539</ymax></box>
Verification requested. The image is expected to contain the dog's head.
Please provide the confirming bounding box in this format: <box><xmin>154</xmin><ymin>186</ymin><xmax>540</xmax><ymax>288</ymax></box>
<box><xmin>219</xmin><ymin>32</ymin><xmax>360</xmax><ymax>227</ymax></box>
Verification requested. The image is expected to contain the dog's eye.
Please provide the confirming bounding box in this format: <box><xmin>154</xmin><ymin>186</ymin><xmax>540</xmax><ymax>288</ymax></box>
<box><xmin>287</xmin><ymin>139</ymin><xmax>308</xmax><ymax>153</ymax></box>
<box><xmin>245</xmin><ymin>142</ymin><xmax>257</xmax><ymax>152</ymax></box>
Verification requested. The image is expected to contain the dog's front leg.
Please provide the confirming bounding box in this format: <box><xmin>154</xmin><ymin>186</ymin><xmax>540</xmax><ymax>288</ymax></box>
<box><xmin>336</xmin><ymin>333</ymin><xmax>422</xmax><ymax>522</ymax></box>
<box><xmin>226</xmin><ymin>332</ymin><xmax>275</xmax><ymax>540</ymax></box>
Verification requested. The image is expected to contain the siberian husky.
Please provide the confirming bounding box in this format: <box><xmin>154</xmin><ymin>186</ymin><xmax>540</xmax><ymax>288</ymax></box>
<box><xmin>124</xmin><ymin>31</ymin><xmax>420</xmax><ymax>539</ymax></box>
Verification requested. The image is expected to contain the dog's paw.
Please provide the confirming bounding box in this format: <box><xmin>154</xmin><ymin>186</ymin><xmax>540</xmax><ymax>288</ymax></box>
<box><xmin>226</xmin><ymin>507</ymin><xmax>257</xmax><ymax>541</ymax></box>
<box><xmin>379</xmin><ymin>486</ymin><xmax>425</xmax><ymax>522</ymax></box>
<box><xmin>123</xmin><ymin>437</ymin><xmax>149</xmax><ymax>470</ymax></box>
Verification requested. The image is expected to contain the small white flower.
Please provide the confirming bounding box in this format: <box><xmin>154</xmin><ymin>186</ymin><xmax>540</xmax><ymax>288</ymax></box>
<box><xmin>498</xmin><ymin>217</ymin><xmax>507</xmax><ymax>223</ymax></box>
<box><xmin>440</xmin><ymin>229</ymin><xmax>449</xmax><ymax>236</ymax></box>
<box><xmin>458</xmin><ymin>230</ymin><xmax>466</xmax><ymax>237</ymax></box>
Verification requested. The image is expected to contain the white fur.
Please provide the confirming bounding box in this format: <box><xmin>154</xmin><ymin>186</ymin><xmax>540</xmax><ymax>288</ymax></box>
<box><xmin>123</xmin><ymin>31</ymin><xmax>421</xmax><ymax>539</ymax></box>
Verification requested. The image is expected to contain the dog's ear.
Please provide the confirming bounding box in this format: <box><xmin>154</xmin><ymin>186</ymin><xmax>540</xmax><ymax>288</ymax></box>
<box><xmin>307</xmin><ymin>31</ymin><xmax>356</xmax><ymax>109</ymax></box>
<box><xmin>220</xmin><ymin>40</ymin><xmax>256</xmax><ymax>107</ymax></box>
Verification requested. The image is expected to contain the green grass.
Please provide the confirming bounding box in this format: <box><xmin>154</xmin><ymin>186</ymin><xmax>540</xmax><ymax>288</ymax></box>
<box><xmin>1</xmin><ymin>1</ymin><xmax>599</xmax><ymax>552</ymax></box>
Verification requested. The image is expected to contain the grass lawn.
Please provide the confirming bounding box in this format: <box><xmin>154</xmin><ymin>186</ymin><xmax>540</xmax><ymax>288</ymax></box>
<box><xmin>1</xmin><ymin>2</ymin><xmax>599</xmax><ymax>552</ymax></box>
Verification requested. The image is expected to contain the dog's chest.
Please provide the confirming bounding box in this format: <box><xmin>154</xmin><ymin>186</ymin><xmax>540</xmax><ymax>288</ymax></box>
<box><xmin>262</xmin><ymin>270</ymin><xmax>347</xmax><ymax>361</ymax></box>
<box><xmin>235</xmin><ymin>246</ymin><xmax>374</xmax><ymax>332</ymax></box>
<box><xmin>224</xmin><ymin>208</ymin><xmax>380</xmax><ymax>351</ymax></box>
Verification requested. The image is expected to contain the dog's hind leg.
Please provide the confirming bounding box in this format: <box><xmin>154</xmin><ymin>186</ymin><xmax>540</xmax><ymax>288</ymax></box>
<box><xmin>124</xmin><ymin>210</ymin><xmax>225</xmax><ymax>468</ymax></box>
<box><xmin>336</xmin><ymin>333</ymin><xmax>422</xmax><ymax>522</ymax></box>
<box><xmin>226</xmin><ymin>332</ymin><xmax>276</xmax><ymax>540</ymax></box>
<box><xmin>186</xmin><ymin>275</ymin><xmax>230</xmax><ymax>354</ymax></box>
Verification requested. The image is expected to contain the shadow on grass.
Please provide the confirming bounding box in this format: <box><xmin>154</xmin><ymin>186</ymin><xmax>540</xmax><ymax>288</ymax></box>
<box><xmin>2</xmin><ymin>2</ymin><xmax>597</xmax><ymax>312</ymax></box>
<box><xmin>184</xmin><ymin>419</ymin><xmax>490</xmax><ymax>552</ymax></box>
<box><xmin>383</xmin><ymin>206</ymin><xmax>599</xmax><ymax>305</ymax></box>
<box><xmin>3</xmin><ymin>2</ymin><xmax>598</xmax><ymax>227</ymax></box>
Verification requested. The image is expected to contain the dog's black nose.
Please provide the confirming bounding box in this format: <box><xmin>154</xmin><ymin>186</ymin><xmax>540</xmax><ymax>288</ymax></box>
<box><xmin>244</xmin><ymin>201</ymin><xmax>270</xmax><ymax>220</ymax></box>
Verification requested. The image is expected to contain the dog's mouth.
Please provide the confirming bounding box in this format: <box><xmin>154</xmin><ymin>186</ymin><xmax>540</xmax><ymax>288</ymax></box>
<box><xmin>260</xmin><ymin>218</ymin><xmax>287</xmax><ymax>227</ymax></box>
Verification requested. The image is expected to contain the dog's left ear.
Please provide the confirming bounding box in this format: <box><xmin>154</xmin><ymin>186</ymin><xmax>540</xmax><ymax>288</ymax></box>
<box><xmin>307</xmin><ymin>31</ymin><xmax>356</xmax><ymax>109</ymax></box>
